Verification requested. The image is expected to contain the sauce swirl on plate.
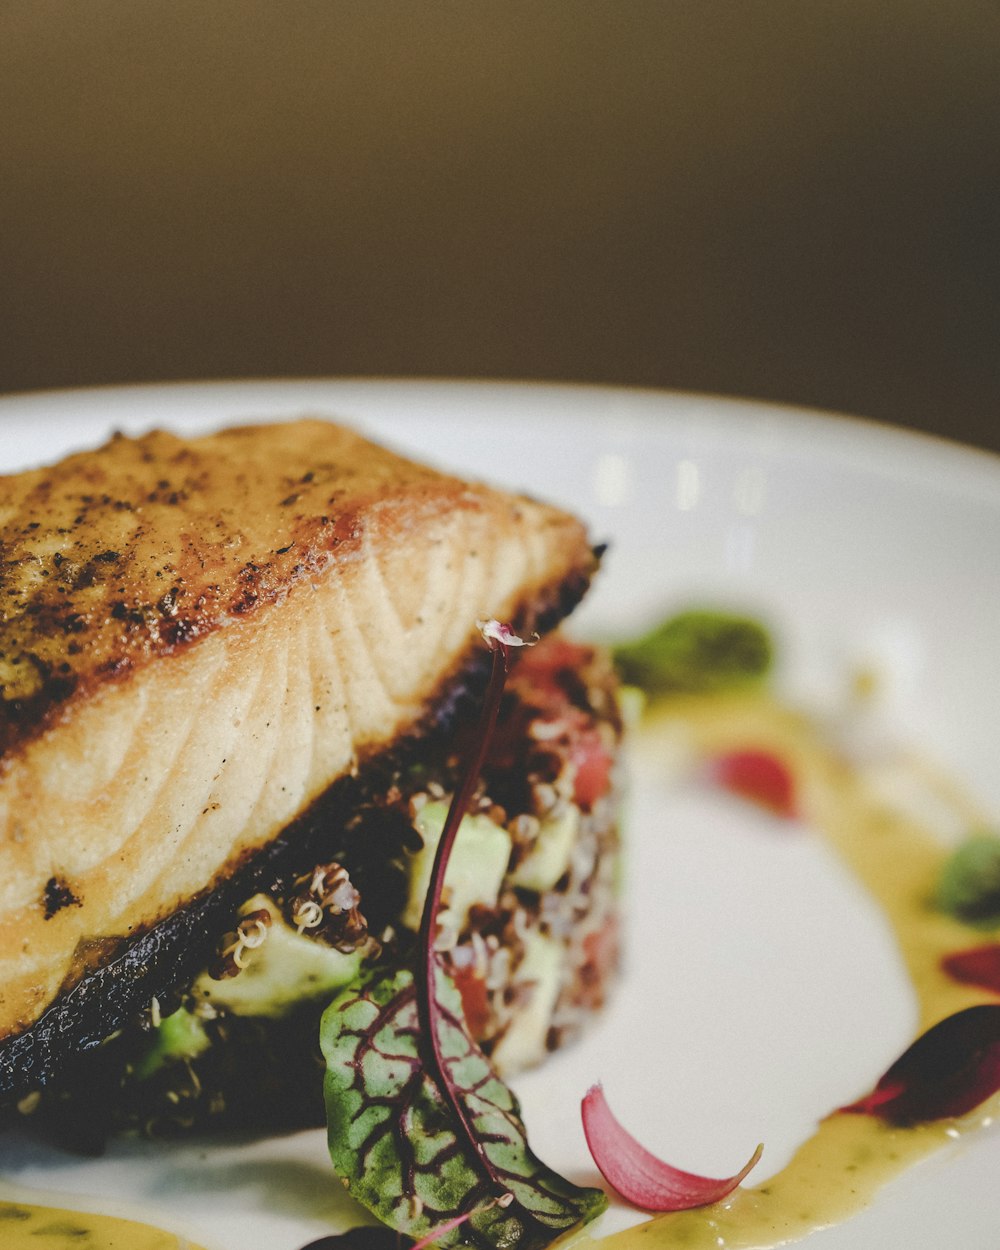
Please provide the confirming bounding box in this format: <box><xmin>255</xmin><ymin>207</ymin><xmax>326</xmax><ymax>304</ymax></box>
<box><xmin>585</xmin><ymin>693</ymin><xmax>999</xmax><ymax>1249</ymax></box>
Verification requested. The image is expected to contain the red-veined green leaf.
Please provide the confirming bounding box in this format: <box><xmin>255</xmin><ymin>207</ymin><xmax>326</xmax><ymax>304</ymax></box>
<box><xmin>321</xmin><ymin>963</ymin><xmax>606</xmax><ymax>1250</ymax></box>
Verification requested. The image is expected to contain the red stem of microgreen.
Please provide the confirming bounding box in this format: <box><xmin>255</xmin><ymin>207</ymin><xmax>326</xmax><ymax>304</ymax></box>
<box><xmin>416</xmin><ymin>627</ymin><xmax>517</xmax><ymax>1184</ymax></box>
<box><xmin>410</xmin><ymin>1193</ymin><xmax>514</xmax><ymax>1250</ymax></box>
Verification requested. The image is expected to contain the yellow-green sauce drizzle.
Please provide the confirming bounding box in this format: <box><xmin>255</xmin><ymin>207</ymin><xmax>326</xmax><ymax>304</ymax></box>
<box><xmin>586</xmin><ymin>692</ymin><xmax>1000</xmax><ymax>1249</ymax></box>
<box><xmin>4</xmin><ymin>692</ymin><xmax>995</xmax><ymax>1249</ymax></box>
<box><xmin>0</xmin><ymin>1190</ymin><xmax>207</xmax><ymax>1248</ymax></box>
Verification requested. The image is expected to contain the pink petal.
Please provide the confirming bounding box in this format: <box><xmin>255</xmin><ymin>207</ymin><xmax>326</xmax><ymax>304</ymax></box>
<box><xmin>477</xmin><ymin>618</ymin><xmax>535</xmax><ymax>651</ymax></box>
<box><xmin>712</xmin><ymin>749</ymin><xmax>797</xmax><ymax>818</ymax></box>
<box><xmin>942</xmin><ymin>944</ymin><xmax>1000</xmax><ymax>995</ymax></box>
<box><xmin>838</xmin><ymin>1005</ymin><xmax>1000</xmax><ymax>1123</ymax></box>
<box><xmin>581</xmin><ymin>1085</ymin><xmax>763</xmax><ymax>1211</ymax></box>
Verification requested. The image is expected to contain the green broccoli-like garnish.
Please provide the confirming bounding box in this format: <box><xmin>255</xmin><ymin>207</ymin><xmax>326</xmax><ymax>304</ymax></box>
<box><xmin>612</xmin><ymin>608</ymin><xmax>774</xmax><ymax>696</ymax></box>
<box><xmin>936</xmin><ymin>834</ymin><xmax>1000</xmax><ymax>929</ymax></box>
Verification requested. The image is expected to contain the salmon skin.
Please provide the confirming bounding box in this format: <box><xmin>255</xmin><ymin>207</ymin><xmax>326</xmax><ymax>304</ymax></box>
<box><xmin>0</xmin><ymin>418</ymin><xmax>597</xmax><ymax>1092</ymax></box>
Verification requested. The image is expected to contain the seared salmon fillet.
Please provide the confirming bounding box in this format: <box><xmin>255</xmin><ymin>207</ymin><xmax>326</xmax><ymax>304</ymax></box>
<box><xmin>0</xmin><ymin>418</ymin><xmax>597</xmax><ymax>1089</ymax></box>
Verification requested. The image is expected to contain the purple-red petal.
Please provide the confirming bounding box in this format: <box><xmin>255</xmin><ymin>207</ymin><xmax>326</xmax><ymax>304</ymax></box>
<box><xmin>711</xmin><ymin>749</ymin><xmax>797</xmax><ymax>818</ymax></box>
<box><xmin>942</xmin><ymin>944</ymin><xmax>1000</xmax><ymax>995</ymax></box>
<box><xmin>581</xmin><ymin>1085</ymin><xmax>763</xmax><ymax>1212</ymax></box>
<box><xmin>838</xmin><ymin>1005</ymin><xmax>1000</xmax><ymax>1123</ymax></box>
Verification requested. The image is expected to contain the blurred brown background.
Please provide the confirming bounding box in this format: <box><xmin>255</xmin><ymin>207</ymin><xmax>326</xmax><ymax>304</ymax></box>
<box><xmin>1</xmin><ymin>1</ymin><xmax>998</xmax><ymax>450</ymax></box>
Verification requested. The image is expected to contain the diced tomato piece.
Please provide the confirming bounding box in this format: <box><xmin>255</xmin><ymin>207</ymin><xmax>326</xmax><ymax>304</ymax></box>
<box><xmin>942</xmin><ymin>943</ymin><xmax>1000</xmax><ymax>994</ymax></box>
<box><xmin>581</xmin><ymin>914</ymin><xmax>620</xmax><ymax>1004</ymax></box>
<box><xmin>511</xmin><ymin>636</ymin><xmax>593</xmax><ymax>710</ymax></box>
<box><xmin>517</xmin><ymin>636</ymin><xmax>592</xmax><ymax>684</ymax></box>
<box><xmin>572</xmin><ymin>728</ymin><xmax>613</xmax><ymax>809</ymax></box>
<box><xmin>713</xmin><ymin>749</ymin><xmax>797</xmax><ymax>818</ymax></box>
<box><xmin>449</xmin><ymin>961</ymin><xmax>491</xmax><ymax>1039</ymax></box>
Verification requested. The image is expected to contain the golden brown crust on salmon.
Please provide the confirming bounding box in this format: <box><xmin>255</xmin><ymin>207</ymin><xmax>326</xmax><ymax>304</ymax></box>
<box><xmin>0</xmin><ymin>419</ymin><xmax>588</xmax><ymax>756</ymax></box>
<box><xmin>0</xmin><ymin>418</ymin><xmax>597</xmax><ymax>1045</ymax></box>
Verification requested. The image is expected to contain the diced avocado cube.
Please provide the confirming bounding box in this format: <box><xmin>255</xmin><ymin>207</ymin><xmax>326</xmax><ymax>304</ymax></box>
<box><xmin>510</xmin><ymin>805</ymin><xmax>580</xmax><ymax>894</ymax></box>
<box><xmin>191</xmin><ymin>895</ymin><xmax>364</xmax><ymax>1019</ymax></box>
<box><xmin>490</xmin><ymin>930</ymin><xmax>563</xmax><ymax>1073</ymax></box>
<box><xmin>133</xmin><ymin>1007</ymin><xmax>210</xmax><ymax>1081</ymax></box>
<box><xmin>402</xmin><ymin>800</ymin><xmax>512</xmax><ymax>933</ymax></box>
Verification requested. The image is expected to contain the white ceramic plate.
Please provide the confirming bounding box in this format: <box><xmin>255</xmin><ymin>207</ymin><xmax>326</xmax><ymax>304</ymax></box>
<box><xmin>1</xmin><ymin>380</ymin><xmax>999</xmax><ymax>1249</ymax></box>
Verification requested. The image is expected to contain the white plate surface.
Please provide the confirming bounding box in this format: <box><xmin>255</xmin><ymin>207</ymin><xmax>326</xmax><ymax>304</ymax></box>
<box><xmin>1</xmin><ymin>380</ymin><xmax>999</xmax><ymax>1249</ymax></box>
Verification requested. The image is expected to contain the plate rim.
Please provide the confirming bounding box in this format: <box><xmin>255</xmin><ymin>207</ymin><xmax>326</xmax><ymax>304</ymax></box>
<box><xmin>0</xmin><ymin>375</ymin><xmax>997</xmax><ymax>477</ymax></box>
<box><xmin>2</xmin><ymin>376</ymin><xmax>999</xmax><ymax>1250</ymax></box>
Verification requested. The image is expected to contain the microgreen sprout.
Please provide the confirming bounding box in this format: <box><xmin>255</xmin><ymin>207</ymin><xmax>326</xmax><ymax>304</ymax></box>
<box><xmin>411</xmin><ymin>1192</ymin><xmax>515</xmax><ymax>1250</ymax></box>
<box><xmin>319</xmin><ymin>620</ymin><xmax>606</xmax><ymax>1249</ymax></box>
<box><xmin>416</xmin><ymin>621</ymin><xmax>530</xmax><ymax>1183</ymax></box>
